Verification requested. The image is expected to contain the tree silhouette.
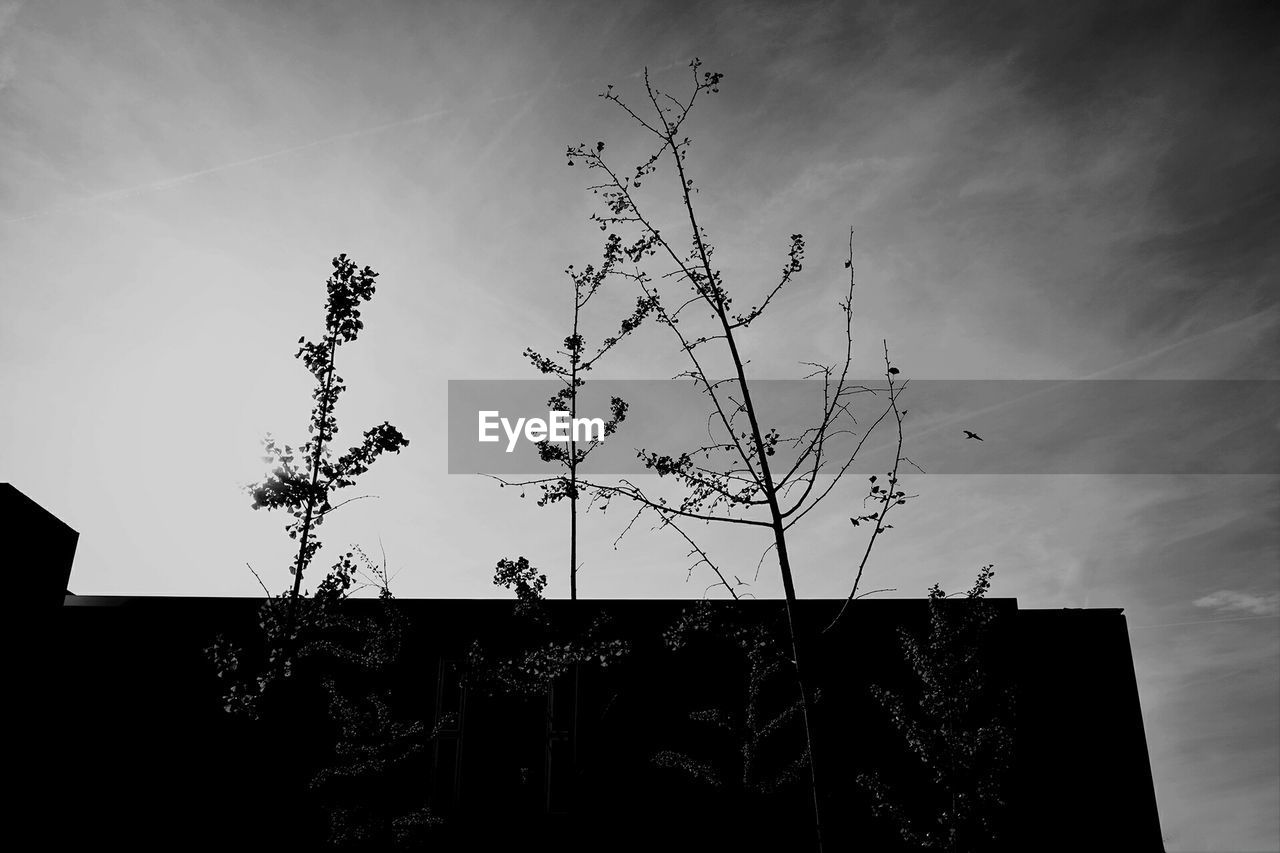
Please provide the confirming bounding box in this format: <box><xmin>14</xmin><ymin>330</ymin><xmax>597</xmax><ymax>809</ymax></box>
<box><xmin>459</xmin><ymin>556</ymin><xmax>630</xmax><ymax>820</ymax></box>
<box><xmin>210</xmin><ymin>252</ymin><xmax>408</xmax><ymax>713</ymax></box>
<box><xmin>247</xmin><ymin>253</ymin><xmax>408</xmax><ymax>638</ymax></box>
<box><xmin>859</xmin><ymin>564</ymin><xmax>1014</xmax><ymax>852</ymax></box>
<box><xmin>469</xmin><ymin>556</ymin><xmax>629</xmax><ymax>698</ymax></box>
<box><xmin>654</xmin><ymin>602</ymin><xmax>819</xmax><ymax>803</ymax></box>
<box><xmin>206</xmin><ymin>255</ymin><xmax>422</xmax><ymax>848</ymax></box>
<box><xmin>506</xmin><ymin>238</ymin><xmax>657</xmax><ymax>600</ymax></box>
<box><xmin>505</xmin><ymin>60</ymin><xmax>911</xmax><ymax>850</ymax></box>
<box><xmin>300</xmin><ymin>549</ymin><xmax>444</xmax><ymax>850</ymax></box>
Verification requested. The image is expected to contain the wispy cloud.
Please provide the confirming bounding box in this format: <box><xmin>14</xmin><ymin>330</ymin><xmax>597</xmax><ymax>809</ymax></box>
<box><xmin>1194</xmin><ymin>589</ymin><xmax>1280</xmax><ymax>617</ymax></box>
<box><xmin>3</xmin><ymin>104</ymin><xmax>458</xmax><ymax>224</ymax></box>
<box><xmin>3</xmin><ymin>3</ymin><xmax>1276</xmax><ymax>850</ymax></box>
<box><xmin>0</xmin><ymin>1</ymin><xmax>23</xmax><ymax>90</ymax></box>
<box><xmin>0</xmin><ymin>1</ymin><xmax>21</xmax><ymax>37</ymax></box>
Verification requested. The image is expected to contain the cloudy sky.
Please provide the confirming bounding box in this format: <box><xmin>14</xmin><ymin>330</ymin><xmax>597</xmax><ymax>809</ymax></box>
<box><xmin>2</xmin><ymin>1</ymin><xmax>1276</xmax><ymax>849</ymax></box>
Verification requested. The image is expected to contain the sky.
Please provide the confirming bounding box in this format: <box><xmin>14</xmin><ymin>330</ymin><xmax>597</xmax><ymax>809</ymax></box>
<box><xmin>1</xmin><ymin>0</ymin><xmax>1277</xmax><ymax>849</ymax></box>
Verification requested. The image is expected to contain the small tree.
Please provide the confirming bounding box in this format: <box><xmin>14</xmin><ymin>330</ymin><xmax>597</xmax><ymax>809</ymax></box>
<box><xmin>210</xmin><ymin>252</ymin><xmax>408</xmax><ymax>713</ymax></box>
<box><xmin>247</xmin><ymin>253</ymin><xmax>409</xmax><ymax>641</ymax></box>
<box><xmin>858</xmin><ymin>564</ymin><xmax>1014</xmax><ymax>852</ymax></box>
<box><xmin>551</xmin><ymin>60</ymin><xmax>909</xmax><ymax>851</ymax></box>
<box><xmin>207</xmin><ymin>254</ymin><xmax>422</xmax><ymax>848</ymax></box>
<box><xmin>653</xmin><ymin>602</ymin><xmax>819</xmax><ymax>803</ymax></box>
<box><xmin>469</xmin><ymin>557</ymin><xmax>630</xmax><ymax>697</ymax></box>
<box><xmin>301</xmin><ymin>549</ymin><xmax>444</xmax><ymax>851</ymax></box>
<box><xmin>464</xmin><ymin>556</ymin><xmax>630</xmax><ymax>817</ymax></box>
<box><xmin>514</xmin><ymin>238</ymin><xmax>657</xmax><ymax>599</ymax></box>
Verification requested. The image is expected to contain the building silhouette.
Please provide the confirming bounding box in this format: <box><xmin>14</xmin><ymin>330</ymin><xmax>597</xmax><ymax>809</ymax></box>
<box><xmin>4</xmin><ymin>483</ymin><xmax>78</xmax><ymax>606</ymax></box>
<box><xmin>14</xmin><ymin>486</ymin><xmax>1164</xmax><ymax>851</ymax></box>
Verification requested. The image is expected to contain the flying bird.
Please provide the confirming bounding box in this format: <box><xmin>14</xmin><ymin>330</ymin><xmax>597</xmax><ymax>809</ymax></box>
<box><xmin>963</xmin><ymin>430</ymin><xmax>984</xmax><ymax>441</ymax></box>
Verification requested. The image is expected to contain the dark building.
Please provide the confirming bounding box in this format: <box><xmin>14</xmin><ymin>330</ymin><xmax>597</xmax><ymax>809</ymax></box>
<box><xmin>26</xmin><ymin>596</ymin><xmax>1164</xmax><ymax>851</ymax></box>
<box><xmin>3</xmin><ymin>482</ymin><xmax>78</xmax><ymax>606</ymax></box>
<box><xmin>17</xmin><ymin>489</ymin><xmax>1163</xmax><ymax>851</ymax></box>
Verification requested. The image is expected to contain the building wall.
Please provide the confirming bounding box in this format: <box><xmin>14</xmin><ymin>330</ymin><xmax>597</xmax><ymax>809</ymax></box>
<box><xmin>27</xmin><ymin>597</ymin><xmax>1163</xmax><ymax>851</ymax></box>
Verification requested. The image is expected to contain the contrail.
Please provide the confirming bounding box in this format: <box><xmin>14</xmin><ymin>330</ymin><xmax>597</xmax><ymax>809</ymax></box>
<box><xmin>3</xmin><ymin>89</ymin><xmax>552</xmax><ymax>225</ymax></box>
<box><xmin>5</xmin><ymin>52</ymin><xmax>750</xmax><ymax>225</ymax></box>
<box><xmin>3</xmin><ymin>106</ymin><xmax>456</xmax><ymax>224</ymax></box>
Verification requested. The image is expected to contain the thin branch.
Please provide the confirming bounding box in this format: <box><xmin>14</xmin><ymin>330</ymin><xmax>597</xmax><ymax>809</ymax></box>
<box><xmin>314</xmin><ymin>494</ymin><xmax>380</xmax><ymax>520</ymax></box>
<box><xmin>246</xmin><ymin>562</ymin><xmax>272</xmax><ymax>596</ymax></box>
<box><xmin>656</xmin><ymin>511</ymin><xmax>740</xmax><ymax>599</ymax></box>
<box><xmin>825</xmin><ymin>340</ymin><xmax>910</xmax><ymax>634</ymax></box>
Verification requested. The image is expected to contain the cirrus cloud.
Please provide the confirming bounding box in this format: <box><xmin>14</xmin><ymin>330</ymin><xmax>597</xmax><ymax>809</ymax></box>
<box><xmin>1194</xmin><ymin>589</ymin><xmax>1280</xmax><ymax>617</ymax></box>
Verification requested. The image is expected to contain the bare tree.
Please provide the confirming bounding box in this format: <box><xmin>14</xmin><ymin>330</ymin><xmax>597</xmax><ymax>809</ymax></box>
<box><xmin>491</xmin><ymin>60</ymin><xmax>914</xmax><ymax>851</ymax></box>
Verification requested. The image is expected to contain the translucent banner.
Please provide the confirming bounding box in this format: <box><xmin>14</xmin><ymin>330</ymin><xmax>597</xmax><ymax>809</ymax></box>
<box><xmin>447</xmin><ymin>379</ymin><xmax>1279</xmax><ymax>475</ymax></box>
